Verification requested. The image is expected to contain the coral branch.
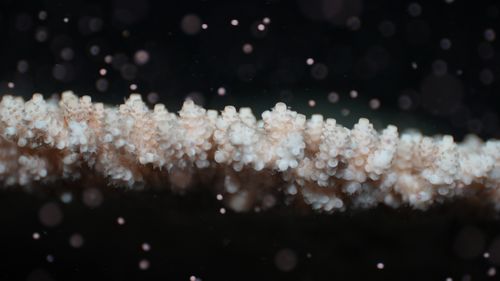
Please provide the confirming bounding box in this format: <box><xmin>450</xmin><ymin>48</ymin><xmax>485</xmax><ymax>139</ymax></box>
<box><xmin>1</xmin><ymin>92</ymin><xmax>499</xmax><ymax>212</ymax></box>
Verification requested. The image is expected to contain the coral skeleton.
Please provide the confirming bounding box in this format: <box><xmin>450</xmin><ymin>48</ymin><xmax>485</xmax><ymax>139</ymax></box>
<box><xmin>1</xmin><ymin>92</ymin><xmax>500</xmax><ymax>212</ymax></box>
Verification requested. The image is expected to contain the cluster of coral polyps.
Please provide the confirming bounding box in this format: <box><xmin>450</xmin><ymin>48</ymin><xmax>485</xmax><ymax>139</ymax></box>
<box><xmin>0</xmin><ymin>92</ymin><xmax>499</xmax><ymax>212</ymax></box>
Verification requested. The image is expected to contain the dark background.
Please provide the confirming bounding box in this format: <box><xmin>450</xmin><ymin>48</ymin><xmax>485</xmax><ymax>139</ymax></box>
<box><xmin>0</xmin><ymin>0</ymin><xmax>500</xmax><ymax>280</ymax></box>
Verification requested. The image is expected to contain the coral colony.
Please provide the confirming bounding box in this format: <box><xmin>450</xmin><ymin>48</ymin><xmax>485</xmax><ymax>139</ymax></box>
<box><xmin>0</xmin><ymin>92</ymin><xmax>499</xmax><ymax>213</ymax></box>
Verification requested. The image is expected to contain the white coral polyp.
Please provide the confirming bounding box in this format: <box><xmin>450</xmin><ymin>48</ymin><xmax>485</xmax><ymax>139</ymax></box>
<box><xmin>0</xmin><ymin>92</ymin><xmax>500</xmax><ymax>212</ymax></box>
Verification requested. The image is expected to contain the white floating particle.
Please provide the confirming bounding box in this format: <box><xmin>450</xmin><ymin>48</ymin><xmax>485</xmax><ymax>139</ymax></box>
<box><xmin>142</xmin><ymin>243</ymin><xmax>151</xmax><ymax>252</ymax></box>
<box><xmin>263</xmin><ymin>17</ymin><xmax>271</xmax><ymax>24</ymax></box>
<box><xmin>328</xmin><ymin>92</ymin><xmax>339</xmax><ymax>103</ymax></box>
<box><xmin>219</xmin><ymin>207</ymin><xmax>226</xmax><ymax>214</ymax></box>
<box><xmin>139</xmin><ymin>259</ymin><xmax>150</xmax><ymax>270</ymax></box>
<box><xmin>349</xmin><ymin>90</ymin><xmax>358</xmax><ymax>98</ymax></box>
<box><xmin>306</xmin><ymin>58</ymin><xmax>314</xmax><ymax>65</ymax></box>
<box><xmin>487</xmin><ymin>267</ymin><xmax>496</xmax><ymax>277</ymax></box>
<box><xmin>377</xmin><ymin>262</ymin><xmax>384</xmax><ymax>269</ymax></box>
<box><xmin>242</xmin><ymin>43</ymin><xmax>253</xmax><ymax>54</ymax></box>
<box><xmin>308</xmin><ymin>100</ymin><xmax>316</xmax><ymax>107</ymax></box>
<box><xmin>231</xmin><ymin>19</ymin><xmax>239</xmax><ymax>26</ymax></box>
<box><xmin>201</xmin><ymin>23</ymin><xmax>208</xmax><ymax>30</ymax></box>
<box><xmin>217</xmin><ymin>87</ymin><xmax>226</xmax><ymax>96</ymax></box>
<box><xmin>216</xmin><ymin>194</ymin><xmax>223</xmax><ymax>201</ymax></box>
<box><xmin>99</xmin><ymin>68</ymin><xmax>107</xmax><ymax>76</ymax></box>
<box><xmin>257</xmin><ymin>24</ymin><xmax>265</xmax><ymax>31</ymax></box>
<box><xmin>33</xmin><ymin>232</ymin><xmax>41</xmax><ymax>240</ymax></box>
<box><xmin>117</xmin><ymin>217</ymin><xmax>126</xmax><ymax>225</ymax></box>
<box><xmin>369</xmin><ymin>98</ymin><xmax>381</xmax><ymax>110</ymax></box>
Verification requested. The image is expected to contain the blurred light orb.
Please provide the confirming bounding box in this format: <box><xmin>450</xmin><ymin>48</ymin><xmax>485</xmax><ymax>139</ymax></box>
<box><xmin>38</xmin><ymin>202</ymin><xmax>63</xmax><ymax>227</ymax></box>
<box><xmin>134</xmin><ymin>50</ymin><xmax>150</xmax><ymax>65</ymax></box>
<box><xmin>69</xmin><ymin>233</ymin><xmax>84</xmax><ymax>248</ymax></box>
<box><xmin>242</xmin><ymin>43</ymin><xmax>253</xmax><ymax>54</ymax></box>
<box><xmin>82</xmin><ymin>188</ymin><xmax>103</xmax><ymax>208</ymax></box>
<box><xmin>139</xmin><ymin>259</ymin><xmax>150</xmax><ymax>270</ymax></box>
<box><xmin>310</xmin><ymin>63</ymin><xmax>329</xmax><ymax>80</ymax></box>
<box><xmin>274</xmin><ymin>248</ymin><xmax>298</xmax><ymax>272</ymax></box>
<box><xmin>181</xmin><ymin>14</ymin><xmax>202</xmax><ymax>35</ymax></box>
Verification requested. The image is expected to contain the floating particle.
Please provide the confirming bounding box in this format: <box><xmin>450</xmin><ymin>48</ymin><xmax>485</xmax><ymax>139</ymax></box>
<box><xmin>134</xmin><ymin>50</ymin><xmax>150</xmax><ymax>65</ymax></box>
<box><xmin>445</xmin><ymin>278</ymin><xmax>453</xmax><ymax>281</ymax></box>
<box><xmin>242</xmin><ymin>43</ymin><xmax>253</xmax><ymax>54</ymax></box>
<box><xmin>38</xmin><ymin>11</ymin><xmax>48</xmax><ymax>21</ymax></box>
<box><xmin>104</xmin><ymin>55</ymin><xmax>113</xmax><ymax>64</ymax></box>
<box><xmin>379</xmin><ymin>20</ymin><xmax>396</xmax><ymax>37</ymax></box>
<box><xmin>147</xmin><ymin>92</ymin><xmax>159</xmax><ymax>104</ymax></box>
<box><xmin>263</xmin><ymin>17</ymin><xmax>271</xmax><ymax>24</ymax></box>
<box><xmin>408</xmin><ymin>3</ymin><xmax>422</xmax><ymax>17</ymax></box>
<box><xmin>60</xmin><ymin>192</ymin><xmax>73</xmax><ymax>204</ymax></box>
<box><xmin>7</xmin><ymin>82</ymin><xmax>15</xmax><ymax>89</ymax></box>
<box><xmin>201</xmin><ymin>23</ymin><xmax>208</xmax><ymax>29</ymax></box>
<box><xmin>432</xmin><ymin>59</ymin><xmax>448</xmax><ymax>76</ymax></box>
<box><xmin>346</xmin><ymin>16</ymin><xmax>361</xmax><ymax>31</ymax></box>
<box><xmin>89</xmin><ymin>45</ymin><xmax>100</xmax><ymax>56</ymax></box>
<box><xmin>35</xmin><ymin>28</ymin><xmax>49</xmax><ymax>42</ymax></box>
<box><xmin>69</xmin><ymin>233</ymin><xmax>84</xmax><ymax>248</ymax></box>
<box><xmin>216</xmin><ymin>194</ymin><xmax>223</xmax><ymax>201</ymax></box>
<box><xmin>257</xmin><ymin>23</ymin><xmax>265</xmax><ymax>31</ymax></box>
<box><xmin>230</xmin><ymin>19</ymin><xmax>239</xmax><ymax>26</ymax></box>
<box><xmin>274</xmin><ymin>248</ymin><xmax>298</xmax><ymax>272</ymax></box>
<box><xmin>82</xmin><ymin>188</ymin><xmax>103</xmax><ymax>208</ymax></box>
<box><xmin>484</xmin><ymin>28</ymin><xmax>496</xmax><ymax>42</ymax></box>
<box><xmin>117</xmin><ymin>217</ymin><xmax>126</xmax><ymax>225</ymax></box>
<box><xmin>440</xmin><ymin>38</ymin><xmax>452</xmax><ymax>50</ymax></box>
<box><xmin>141</xmin><ymin>243</ymin><xmax>151</xmax><ymax>252</ymax></box>
<box><xmin>349</xmin><ymin>90</ymin><xmax>358</xmax><ymax>98</ymax></box>
<box><xmin>487</xmin><ymin>267</ymin><xmax>496</xmax><ymax>277</ymax></box>
<box><xmin>139</xmin><ymin>259</ymin><xmax>150</xmax><ymax>270</ymax></box>
<box><xmin>46</xmin><ymin>255</ymin><xmax>54</xmax><ymax>263</ymax></box>
<box><xmin>130</xmin><ymin>84</ymin><xmax>138</xmax><ymax>91</ymax></box>
<box><xmin>181</xmin><ymin>14</ymin><xmax>202</xmax><ymax>35</ymax></box>
<box><xmin>308</xmin><ymin>99</ymin><xmax>316</xmax><ymax>107</ymax></box>
<box><xmin>445</xmin><ymin>0</ymin><xmax>454</xmax><ymax>3</ymax></box>
<box><xmin>17</xmin><ymin>60</ymin><xmax>29</xmax><ymax>73</ymax></box>
<box><xmin>217</xmin><ymin>87</ymin><xmax>226</xmax><ymax>96</ymax></box>
<box><xmin>328</xmin><ymin>92</ymin><xmax>339</xmax><ymax>103</ymax></box>
<box><xmin>369</xmin><ymin>98</ymin><xmax>381</xmax><ymax>110</ymax></box>
<box><xmin>189</xmin><ymin>275</ymin><xmax>202</xmax><ymax>281</ymax></box>
<box><xmin>310</xmin><ymin>63</ymin><xmax>328</xmax><ymax>80</ymax></box>
<box><xmin>96</xmin><ymin>78</ymin><xmax>109</xmax><ymax>92</ymax></box>
<box><xmin>485</xmin><ymin>252</ymin><xmax>491</xmax><ymax>258</ymax></box>
<box><xmin>38</xmin><ymin>202</ymin><xmax>63</xmax><ymax>227</ymax></box>
<box><xmin>411</xmin><ymin>62</ymin><xmax>418</xmax><ymax>69</ymax></box>
<box><xmin>60</xmin><ymin>47</ymin><xmax>74</xmax><ymax>61</ymax></box>
<box><xmin>32</xmin><ymin>232</ymin><xmax>40</xmax><ymax>240</ymax></box>
<box><xmin>63</xmin><ymin>17</ymin><xmax>69</xmax><ymax>23</ymax></box>
<box><xmin>306</xmin><ymin>58</ymin><xmax>314</xmax><ymax>65</ymax></box>
<box><xmin>479</xmin><ymin>68</ymin><xmax>494</xmax><ymax>85</ymax></box>
<box><xmin>377</xmin><ymin>262</ymin><xmax>385</xmax><ymax>269</ymax></box>
<box><xmin>341</xmin><ymin>108</ymin><xmax>350</xmax><ymax>116</ymax></box>
<box><xmin>219</xmin><ymin>208</ymin><xmax>226</xmax><ymax>214</ymax></box>
<box><xmin>99</xmin><ymin>68</ymin><xmax>107</xmax><ymax>76</ymax></box>
<box><xmin>398</xmin><ymin>94</ymin><xmax>413</xmax><ymax>110</ymax></box>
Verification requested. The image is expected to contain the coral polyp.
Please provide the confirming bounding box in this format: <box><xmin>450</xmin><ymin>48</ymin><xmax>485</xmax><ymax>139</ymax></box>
<box><xmin>1</xmin><ymin>92</ymin><xmax>499</xmax><ymax>212</ymax></box>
